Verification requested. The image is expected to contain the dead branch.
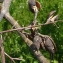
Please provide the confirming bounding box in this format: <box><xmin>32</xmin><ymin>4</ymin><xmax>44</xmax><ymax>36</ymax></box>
<box><xmin>0</xmin><ymin>0</ymin><xmax>12</xmax><ymax>21</ymax></box>
<box><xmin>0</xmin><ymin>34</ymin><xmax>5</xmax><ymax>63</ymax></box>
<box><xmin>4</xmin><ymin>52</ymin><xmax>16</xmax><ymax>63</ymax></box>
<box><xmin>48</xmin><ymin>10</ymin><xmax>56</xmax><ymax>17</ymax></box>
<box><xmin>4</xmin><ymin>52</ymin><xmax>25</xmax><ymax>62</ymax></box>
<box><xmin>4</xmin><ymin>12</ymin><xmax>50</xmax><ymax>63</ymax></box>
<box><xmin>12</xmin><ymin>58</ymin><xmax>25</xmax><ymax>61</ymax></box>
<box><xmin>0</xmin><ymin>19</ymin><xmax>62</xmax><ymax>34</ymax></box>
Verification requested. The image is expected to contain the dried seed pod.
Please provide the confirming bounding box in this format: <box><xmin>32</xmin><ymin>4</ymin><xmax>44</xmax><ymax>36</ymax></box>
<box><xmin>33</xmin><ymin>34</ymin><xmax>42</xmax><ymax>51</ymax></box>
<box><xmin>28</xmin><ymin>0</ymin><xmax>41</xmax><ymax>20</ymax></box>
<box><xmin>40</xmin><ymin>41</ymin><xmax>45</xmax><ymax>50</ymax></box>
<box><xmin>40</xmin><ymin>37</ymin><xmax>45</xmax><ymax>50</ymax></box>
<box><xmin>44</xmin><ymin>36</ymin><xmax>56</xmax><ymax>54</ymax></box>
<box><xmin>36</xmin><ymin>1</ymin><xmax>41</xmax><ymax>9</ymax></box>
<box><xmin>51</xmin><ymin>15</ymin><xmax>59</xmax><ymax>22</ymax></box>
<box><xmin>37</xmin><ymin>33</ymin><xmax>56</xmax><ymax>53</ymax></box>
<box><xmin>48</xmin><ymin>10</ymin><xmax>56</xmax><ymax>17</ymax></box>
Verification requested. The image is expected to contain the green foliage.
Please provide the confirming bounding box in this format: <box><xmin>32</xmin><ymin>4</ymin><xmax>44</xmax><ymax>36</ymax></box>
<box><xmin>0</xmin><ymin>0</ymin><xmax>63</xmax><ymax>63</ymax></box>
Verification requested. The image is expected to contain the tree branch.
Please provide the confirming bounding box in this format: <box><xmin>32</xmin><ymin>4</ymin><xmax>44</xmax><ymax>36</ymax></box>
<box><xmin>4</xmin><ymin>52</ymin><xmax>16</xmax><ymax>63</ymax></box>
<box><xmin>0</xmin><ymin>34</ymin><xmax>5</xmax><ymax>63</ymax></box>
<box><xmin>0</xmin><ymin>0</ymin><xmax>12</xmax><ymax>21</ymax></box>
<box><xmin>0</xmin><ymin>19</ymin><xmax>62</xmax><ymax>34</ymax></box>
<box><xmin>4</xmin><ymin>12</ymin><xmax>50</xmax><ymax>63</ymax></box>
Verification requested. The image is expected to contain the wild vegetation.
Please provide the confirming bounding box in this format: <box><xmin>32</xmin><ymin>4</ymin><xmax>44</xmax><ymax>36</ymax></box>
<box><xmin>0</xmin><ymin>0</ymin><xmax>63</xmax><ymax>63</ymax></box>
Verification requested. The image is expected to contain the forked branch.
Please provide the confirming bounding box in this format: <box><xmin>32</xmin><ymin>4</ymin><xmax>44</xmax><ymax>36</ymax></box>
<box><xmin>4</xmin><ymin>12</ymin><xmax>50</xmax><ymax>63</ymax></box>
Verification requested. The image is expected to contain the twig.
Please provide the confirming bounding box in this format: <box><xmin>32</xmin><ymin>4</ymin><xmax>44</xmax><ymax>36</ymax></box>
<box><xmin>4</xmin><ymin>12</ymin><xmax>50</xmax><ymax>63</ymax></box>
<box><xmin>0</xmin><ymin>34</ymin><xmax>5</xmax><ymax>63</ymax></box>
<box><xmin>4</xmin><ymin>52</ymin><xmax>16</xmax><ymax>63</ymax></box>
<box><xmin>0</xmin><ymin>19</ymin><xmax>63</xmax><ymax>34</ymax></box>
<box><xmin>12</xmin><ymin>58</ymin><xmax>25</xmax><ymax>61</ymax></box>
<box><xmin>0</xmin><ymin>0</ymin><xmax>12</xmax><ymax>21</ymax></box>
